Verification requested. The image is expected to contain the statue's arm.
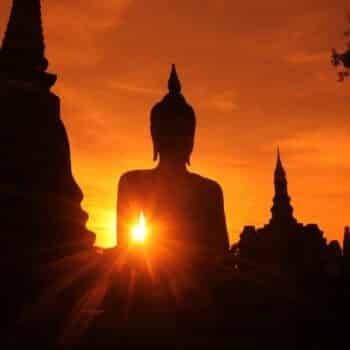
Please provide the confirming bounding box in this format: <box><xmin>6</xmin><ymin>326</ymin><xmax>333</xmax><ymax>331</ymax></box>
<box><xmin>215</xmin><ymin>185</ymin><xmax>230</xmax><ymax>252</ymax></box>
<box><xmin>116</xmin><ymin>174</ymin><xmax>130</xmax><ymax>248</ymax></box>
<box><xmin>208</xmin><ymin>183</ymin><xmax>230</xmax><ymax>253</ymax></box>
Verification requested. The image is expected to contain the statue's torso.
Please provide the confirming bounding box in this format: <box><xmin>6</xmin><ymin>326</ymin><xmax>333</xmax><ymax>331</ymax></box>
<box><xmin>117</xmin><ymin>169</ymin><xmax>229</xmax><ymax>255</ymax></box>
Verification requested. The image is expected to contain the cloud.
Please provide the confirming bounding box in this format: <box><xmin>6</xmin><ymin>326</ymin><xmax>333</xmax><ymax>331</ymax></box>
<box><xmin>286</xmin><ymin>51</ymin><xmax>330</xmax><ymax>64</ymax></box>
<box><xmin>43</xmin><ymin>0</ymin><xmax>132</xmax><ymax>68</ymax></box>
<box><xmin>210</xmin><ymin>91</ymin><xmax>239</xmax><ymax>112</ymax></box>
<box><xmin>277</xmin><ymin>128</ymin><xmax>350</xmax><ymax>168</ymax></box>
<box><xmin>107</xmin><ymin>80</ymin><xmax>159</xmax><ymax>96</ymax></box>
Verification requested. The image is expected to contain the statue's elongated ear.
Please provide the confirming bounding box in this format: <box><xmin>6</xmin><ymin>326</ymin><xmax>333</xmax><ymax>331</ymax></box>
<box><xmin>153</xmin><ymin>145</ymin><xmax>159</xmax><ymax>162</ymax></box>
<box><xmin>186</xmin><ymin>137</ymin><xmax>194</xmax><ymax>166</ymax></box>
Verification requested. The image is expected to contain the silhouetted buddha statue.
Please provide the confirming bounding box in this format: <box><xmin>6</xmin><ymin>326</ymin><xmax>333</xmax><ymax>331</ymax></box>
<box><xmin>117</xmin><ymin>66</ymin><xmax>229</xmax><ymax>261</ymax></box>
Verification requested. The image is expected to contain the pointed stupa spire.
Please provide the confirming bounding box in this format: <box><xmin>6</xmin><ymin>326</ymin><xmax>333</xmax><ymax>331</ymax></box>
<box><xmin>168</xmin><ymin>64</ymin><xmax>182</xmax><ymax>94</ymax></box>
<box><xmin>277</xmin><ymin>146</ymin><xmax>281</xmax><ymax>164</ymax></box>
<box><xmin>275</xmin><ymin>146</ymin><xmax>286</xmax><ymax>177</ymax></box>
<box><xmin>274</xmin><ymin>147</ymin><xmax>288</xmax><ymax>194</ymax></box>
<box><xmin>271</xmin><ymin>148</ymin><xmax>295</xmax><ymax>223</ymax></box>
<box><xmin>0</xmin><ymin>0</ymin><xmax>56</xmax><ymax>87</ymax></box>
<box><xmin>1</xmin><ymin>0</ymin><xmax>48</xmax><ymax>71</ymax></box>
<box><xmin>2</xmin><ymin>0</ymin><xmax>45</xmax><ymax>54</ymax></box>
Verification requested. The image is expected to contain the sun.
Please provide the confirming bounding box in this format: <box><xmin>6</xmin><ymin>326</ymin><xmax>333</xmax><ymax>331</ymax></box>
<box><xmin>131</xmin><ymin>212</ymin><xmax>148</xmax><ymax>244</ymax></box>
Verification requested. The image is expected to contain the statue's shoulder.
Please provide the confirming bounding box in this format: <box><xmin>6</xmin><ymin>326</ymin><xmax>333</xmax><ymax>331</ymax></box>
<box><xmin>118</xmin><ymin>169</ymin><xmax>154</xmax><ymax>188</ymax></box>
<box><xmin>188</xmin><ymin>172</ymin><xmax>223</xmax><ymax>195</ymax></box>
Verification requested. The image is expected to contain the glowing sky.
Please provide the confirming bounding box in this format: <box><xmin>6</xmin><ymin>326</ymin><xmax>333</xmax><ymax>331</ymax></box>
<box><xmin>1</xmin><ymin>1</ymin><xmax>349</xmax><ymax>247</ymax></box>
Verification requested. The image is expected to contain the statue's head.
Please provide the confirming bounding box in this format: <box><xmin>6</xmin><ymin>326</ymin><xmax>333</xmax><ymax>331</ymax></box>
<box><xmin>151</xmin><ymin>65</ymin><xmax>196</xmax><ymax>165</ymax></box>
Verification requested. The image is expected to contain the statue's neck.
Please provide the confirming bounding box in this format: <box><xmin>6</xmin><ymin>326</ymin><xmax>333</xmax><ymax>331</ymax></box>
<box><xmin>156</xmin><ymin>159</ymin><xmax>187</xmax><ymax>175</ymax></box>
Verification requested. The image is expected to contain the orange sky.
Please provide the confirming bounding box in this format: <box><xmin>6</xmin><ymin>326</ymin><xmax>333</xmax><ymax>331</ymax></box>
<box><xmin>1</xmin><ymin>1</ymin><xmax>349</xmax><ymax>247</ymax></box>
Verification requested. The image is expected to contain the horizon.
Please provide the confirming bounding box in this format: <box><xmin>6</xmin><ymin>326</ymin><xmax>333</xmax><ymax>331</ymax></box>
<box><xmin>0</xmin><ymin>0</ymin><xmax>349</xmax><ymax>247</ymax></box>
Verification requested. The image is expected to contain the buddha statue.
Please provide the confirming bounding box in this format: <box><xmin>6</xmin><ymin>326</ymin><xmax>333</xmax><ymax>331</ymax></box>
<box><xmin>116</xmin><ymin>66</ymin><xmax>229</xmax><ymax>261</ymax></box>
